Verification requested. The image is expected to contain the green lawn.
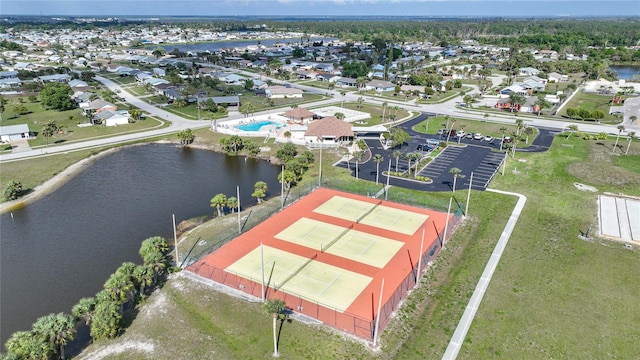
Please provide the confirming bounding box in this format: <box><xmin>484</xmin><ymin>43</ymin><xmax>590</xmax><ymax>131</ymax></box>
<box><xmin>6</xmin><ymin>121</ymin><xmax>640</xmax><ymax>359</ymax></box>
<box><xmin>412</xmin><ymin>116</ymin><xmax>538</xmax><ymax>146</ymax></box>
<box><xmin>457</xmin><ymin>135</ymin><xmax>640</xmax><ymax>359</ymax></box>
<box><xmin>560</xmin><ymin>91</ymin><xmax>620</xmax><ymax>123</ymax></box>
<box><xmin>0</xmin><ymin>99</ymin><xmax>167</xmax><ymax>149</ymax></box>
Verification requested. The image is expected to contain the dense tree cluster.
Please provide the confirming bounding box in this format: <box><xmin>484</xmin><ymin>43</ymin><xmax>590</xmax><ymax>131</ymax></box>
<box><xmin>3</xmin><ymin>237</ymin><xmax>173</xmax><ymax>359</ymax></box>
<box><xmin>39</xmin><ymin>82</ymin><xmax>75</xmax><ymax>111</ymax></box>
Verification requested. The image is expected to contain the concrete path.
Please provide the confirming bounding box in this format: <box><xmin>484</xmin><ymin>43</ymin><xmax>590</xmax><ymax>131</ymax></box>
<box><xmin>441</xmin><ymin>188</ymin><xmax>527</xmax><ymax>360</ymax></box>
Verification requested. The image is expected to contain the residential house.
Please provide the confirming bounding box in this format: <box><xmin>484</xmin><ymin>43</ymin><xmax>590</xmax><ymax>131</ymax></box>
<box><xmin>295</xmin><ymin>70</ymin><xmax>316</xmax><ymax>80</ymax></box>
<box><xmin>68</xmin><ymin>79</ymin><xmax>88</xmax><ymax>88</ymax></box>
<box><xmin>13</xmin><ymin>62</ymin><xmax>38</xmax><ymax>71</ymax></box>
<box><xmin>518</xmin><ymin>96</ymin><xmax>541</xmax><ymax>113</ymax></box>
<box><xmin>38</xmin><ymin>73</ymin><xmax>70</xmax><ymax>83</ymax></box>
<box><xmin>366</xmin><ymin>80</ymin><xmax>395</xmax><ymax>92</ymax></box>
<box><xmin>197</xmin><ymin>96</ymin><xmax>240</xmax><ymax>110</ymax></box>
<box><xmin>95</xmin><ymin>110</ymin><xmax>129</xmax><ymax>126</ymax></box>
<box><xmin>265</xmin><ymin>86</ymin><xmax>303</xmax><ymax>99</ymax></box>
<box><xmin>0</xmin><ymin>124</ymin><xmax>34</xmax><ymax>142</ymax></box>
<box><xmin>495</xmin><ymin>96</ymin><xmax>539</xmax><ymax>113</ymax></box>
<box><xmin>519</xmin><ymin>67</ymin><xmax>540</xmax><ymax>76</ymax></box>
<box><xmin>316</xmin><ymin>72</ymin><xmax>340</xmax><ymax>83</ymax></box>
<box><xmin>499</xmin><ymin>84</ymin><xmax>528</xmax><ymax>96</ymax></box>
<box><xmin>335</xmin><ymin>77</ymin><xmax>357</xmax><ymax>88</ymax></box>
<box><xmin>81</xmin><ymin>99</ymin><xmax>117</xmax><ymax>115</ymax></box>
<box><xmin>547</xmin><ymin>72</ymin><xmax>569</xmax><ymax>83</ymax></box>
<box><xmin>304</xmin><ymin>116</ymin><xmax>354</xmax><ymax>145</ymax></box>
<box><xmin>521</xmin><ymin>79</ymin><xmax>546</xmax><ymax>92</ymax></box>
<box><xmin>400</xmin><ymin>85</ymin><xmax>425</xmax><ymax>95</ymax></box>
<box><xmin>0</xmin><ymin>77</ymin><xmax>22</xmax><ymax>88</ymax></box>
<box><xmin>252</xmin><ymin>80</ymin><xmax>268</xmax><ymax>90</ymax></box>
<box><xmin>0</xmin><ymin>71</ymin><xmax>19</xmax><ymax>79</ymax></box>
<box><xmin>152</xmin><ymin>68</ymin><xmax>166</xmax><ymax>77</ymax></box>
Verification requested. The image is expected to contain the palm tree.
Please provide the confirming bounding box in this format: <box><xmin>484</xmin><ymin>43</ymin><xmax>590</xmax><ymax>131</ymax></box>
<box><xmin>613</xmin><ymin>125</ymin><xmax>625</xmax><ymax>154</ymax></box>
<box><xmin>252</xmin><ymin>181</ymin><xmax>268</xmax><ymax>203</ymax></box>
<box><xmin>446</xmin><ymin>119</ymin><xmax>457</xmax><ymax>143</ymax></box>
<box><xmin>152</xmin><ymin>48</ymin><xmax>164</xmax><ymax>59</ymax></box>
<box><xmin>499</xmin><ymin>126</ymin><xmax>507</xmax><ymax>151</ymax></box>
<box><xmin>515</xmin><ymin>118</ymin><xmax>524</xmax><ymax>137</ymax></box>
<box><xmin>449</xmin><ymin>167</ymin><xmax>462</xmax><ymax>193</ymax></box>
<box><xmin>356</xmin><ymin>76</ymin><xmax>368</xmax><ymax>90</ymax></box>
<box><xmin>339</xmin><ymin>90</ymin><xmax>346</xmax><ymax>107</ymax></box>
<box><xmin>129</xmin><ymin>108</ymin><xmax>142</xmax><ymax>122</ymax></box>
<box><xmin>524</xmin><ymin>127</ymin><xmax>534</xmax><ymax>144</ymax></box>
<box><xmin>392</xmin><ymin>150</ymin><xmax>402</xmax><ymax>172</ymax></box>
<box><xmin>90</xmin><ymin>297</ymin><xmax>122</xmax><ymax>341</ymax></box>
<box><xmin>33</xmin><ymin>312</ymin><xmax>77</xmax><ymax>360</ymax></box>
<box><xmin>134</xmin><ymin>264</ymin><xmax>155</xmax><ymax>296</ymax></box>
<box><xmin>41</xmin><ymin>120</ymin><xmax>59</xmax><ymax>146</ymax></box>
<box><xmin>405</xmin><ymin>152</ymin><xmax>415</xmax><ymax>176</ymax></box>
<box><xmin>262</xmin><ymin>299</ymin><xmax>287</xmax><ymax>357</ymax></box>
<box><xmin>508</xmin><ymin>92</ymin><xmax>526</xmax><ymax>113</ymax></box>
<box><xmin>566</xmin><ymin>125</ymin><xmax>579</xmax><ymax>140</ymax></box>
<box><xmin>139</xmin><ymin>236</ymin><xmax>170</xmax><ymax>284</ymax></box>
<box><xmin>227</xmin><ymin>196</ymin><xmax>239</xmax><ymax>213</ymax></box>
<box><xmin>5</xmin><ymin>330</ymin><xmax>49</xmax><ymax>359</ymax></box>
<box><xmin>357</xmin><ymin>96</ymin><xmax>364</xmax><ymax>109</ymax></box>
<box><xmin>72</xmin><ymin>297</ymin><xmax>96</xmax><ymax>325</ymax></box>
<box><xmin>625</xmin><ymin>131</ymin><xmax>636</xmax><ymax>155</ymax></box>
<box><xmin>372</xmin><ymin>154</ymin><xmax>384</xmax><ymax>184</ymax></box>
<box><xmin>412</xmin><ymin>152</ymin><xmax>423</xmax><ymax>177</ymax></box>
<box><xmin>353</xmin><ymin>150</ymin><xmax>364</xmax><ymax>180</ymax></box>
<box><xmin>381</xmin><ymin>102</ymin><xmax>388</xmax><ymax>122</ymax></box>
<box><xmin>210</xmin><ymin>193</ymin><xmax>228</xmax><ymax>217</ymax></box>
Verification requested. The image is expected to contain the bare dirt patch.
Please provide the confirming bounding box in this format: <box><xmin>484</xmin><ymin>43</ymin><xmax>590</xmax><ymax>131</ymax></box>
<box><xmin>567</xmin><ymin>141</ymin><xmax>640</xmax><ymax>186</ymax></box>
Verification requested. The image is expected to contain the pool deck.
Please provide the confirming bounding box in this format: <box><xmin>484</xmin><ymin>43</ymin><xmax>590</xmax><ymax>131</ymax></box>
<box><xmin>216</xmin><ymin>114</ymin><xmax>289</xmax><ymax>137</ymax></box>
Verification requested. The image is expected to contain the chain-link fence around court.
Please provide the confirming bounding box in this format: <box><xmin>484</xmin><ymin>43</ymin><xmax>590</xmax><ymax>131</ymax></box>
<box><xmin>181</xmin><ymin>179</ymin><xmax>464</xmax><ymax>268</ymax></box>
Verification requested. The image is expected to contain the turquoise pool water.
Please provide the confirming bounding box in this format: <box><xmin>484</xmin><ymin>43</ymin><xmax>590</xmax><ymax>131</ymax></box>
<box><xmin>235</xmin><ymin>120</ymin><xmax>276</xmax><ymax>131</ymax></box>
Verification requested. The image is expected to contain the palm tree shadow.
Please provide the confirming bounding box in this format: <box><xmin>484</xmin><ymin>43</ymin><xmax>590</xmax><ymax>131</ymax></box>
<box><xmin>276</xmin><ymin>307</ymin><xmax>294</xmax><ymax>349</ymax></box>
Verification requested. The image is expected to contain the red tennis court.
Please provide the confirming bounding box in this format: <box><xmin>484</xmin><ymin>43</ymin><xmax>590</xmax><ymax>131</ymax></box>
<box><xmin>187</xmin><ymin>187</ymin><xmax>457</xmax><ymax>342</ymax></box>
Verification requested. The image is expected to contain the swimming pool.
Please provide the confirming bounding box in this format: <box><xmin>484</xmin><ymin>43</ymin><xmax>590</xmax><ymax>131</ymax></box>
<box><xmin>235</xmin><ymin>120</ymin><xmax>276</xmax><ymax>131</ymax></box>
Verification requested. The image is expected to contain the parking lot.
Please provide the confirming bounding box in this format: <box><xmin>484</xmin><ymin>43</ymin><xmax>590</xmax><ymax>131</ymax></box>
<box><xmin>335</xmin><ymin>113</ymin><xmax>553</xmax><ymax>192</ymax></box>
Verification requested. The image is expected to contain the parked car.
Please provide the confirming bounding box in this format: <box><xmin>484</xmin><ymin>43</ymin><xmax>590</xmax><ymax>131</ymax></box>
<box><xmin>473</xmin><ymin>133</ymin><xmax>483</xmax><ymax>140</ymax></box>
<box><xmin>426</xmin><ymin>138</ymin><xmax>440</xmax><ymax>146</ymax></box>
<box><xmin>417</xmin><ymin>144</ymin><xmax>434</xmax><ymax>151</ymax></box>
<box><xmin>448</xmin><ymin>129</ymin><xmax>457</xmax><ymax>137</ymax></box>
<box><xmin>437</xmin><ymin>128</ymin><xmax>446</xmax><ymax>135</ymax></box>
<box><xmin>465</xmin><ymin>133</ymin><xmax>474</xmax><ymax>139</ymax></box>
<box><xmin>456</xmin><ymin>130</ymin><xmax>466</xmax><ymax>137</ymax></box>
<box><xmin>502</xmin><ymin>136</ymin><xmax>512</xmax><ymax>143</ymax></box>
<box><xmin>484</xmin><ymin>135</ymin><xmax>493</xmax><ymax>142</ymax></box>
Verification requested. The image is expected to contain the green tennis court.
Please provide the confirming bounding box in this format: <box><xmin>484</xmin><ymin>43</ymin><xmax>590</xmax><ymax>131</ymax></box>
<box><xmin>276</xmin><ymin>217</ymin><xmax>404</xmax><ymax>267</ymax></box>
<box><xmin>225</xmin><ymin>246</ymin><xmax>372</xmax><ymax>311</ymax></box>
<box><xmin>312</xmin><ymin>195</ymin><xmax>377</xmax><ymax>222</ymax></box>
<box><xmin>275</xmin><ymin>217</ymin><xmax>345</xmax><ymax>251</ymax></box>
<box><xmin>358</xmin><ymin>205</ymin><xmax>429</xmax><ymax>235</ymax></box>
<box><xmin>324</xmin><ymin>229</ymin><xmax>404</xmax><ymax>268</ymax></box>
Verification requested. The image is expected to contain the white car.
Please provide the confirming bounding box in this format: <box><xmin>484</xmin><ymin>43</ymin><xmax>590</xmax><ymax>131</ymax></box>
<box><xmin>473</xmin><ymin>133</ymin><xmax>483</xmax><ymax>140</ymax></box>
<box><xmin>484</xmin><ymin>135</ymin><xmax>493</xmax><ymax>142</ymax></box>
<box><xmin>456</xmin><ymin>130</ymin><xmax>466</xmax><ymax>137</ymax></box>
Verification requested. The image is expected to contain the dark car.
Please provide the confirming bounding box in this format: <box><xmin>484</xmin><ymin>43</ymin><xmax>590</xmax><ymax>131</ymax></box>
<box><xmin>417</xmin><ymin>144</ymin><xmax>434</xmax><ymax>151</ymax></box>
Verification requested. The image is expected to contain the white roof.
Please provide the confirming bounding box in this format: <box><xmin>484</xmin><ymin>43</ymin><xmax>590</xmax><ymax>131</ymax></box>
<box><xmin>0</xmin><ymin>124</ymin><xmax>30</xmax><ymax>135</ymax></box>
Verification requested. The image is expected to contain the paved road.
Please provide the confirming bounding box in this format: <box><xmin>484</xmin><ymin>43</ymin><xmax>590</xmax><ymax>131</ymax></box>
<box><xmin>2</xmin><ymin>67</ymin><xmax>636</xmax><ymax>164</ymax></box>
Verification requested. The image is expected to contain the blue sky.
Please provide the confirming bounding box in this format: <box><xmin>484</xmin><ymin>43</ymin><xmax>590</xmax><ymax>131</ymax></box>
<box><xmin>3</xmin><ymin>0</ymin><xmax>639</xmax><ymax>17</ymax></box>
